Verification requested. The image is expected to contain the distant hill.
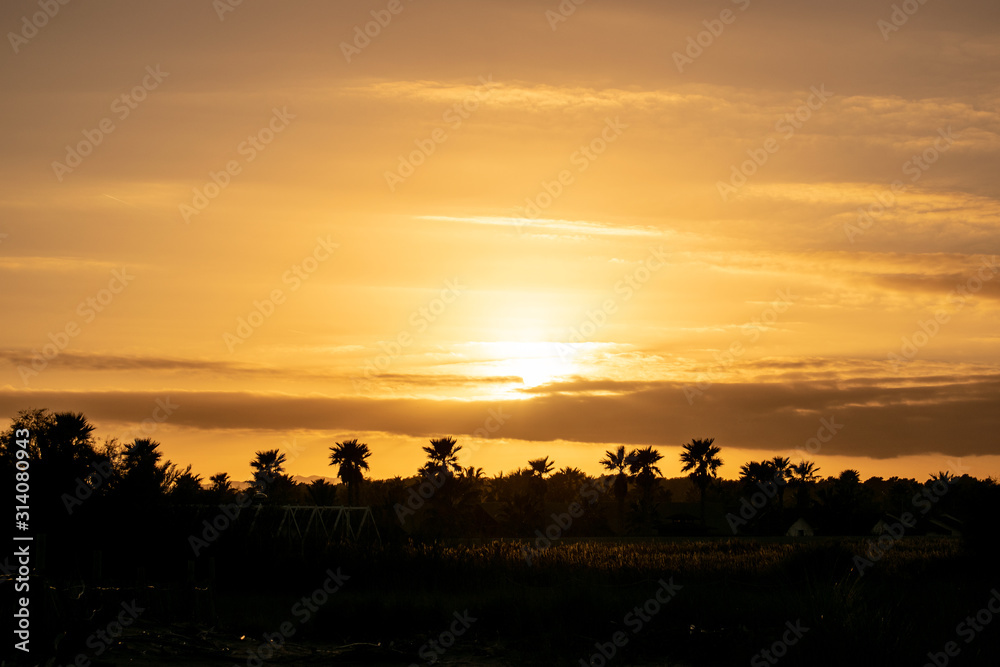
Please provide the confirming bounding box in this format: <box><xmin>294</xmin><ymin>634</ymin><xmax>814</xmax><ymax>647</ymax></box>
<box><xmin>293</xmin><ymin>474</ymin><xmax>340</xmax><ymax>485</ymax></box>
<box><xmin>218</xmin><ymin>475</ymin><xmax>340</xmax><ymax>491</ymax></box>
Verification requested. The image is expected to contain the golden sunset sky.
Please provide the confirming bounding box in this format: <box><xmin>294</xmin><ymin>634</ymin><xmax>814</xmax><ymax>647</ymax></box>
<box><xmin>2</xmin><ymin>0</ymin><xmax>999</xmax><ymax>484</ymax></box>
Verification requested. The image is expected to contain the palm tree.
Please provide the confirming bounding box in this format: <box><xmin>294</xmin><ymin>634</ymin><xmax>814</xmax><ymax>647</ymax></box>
<box><xmin>121</xmin><ymin>438</ymin><xmax>171</xmax><ymax>495</ymax></box>
<box><xmin>47</xmin><ymin>411</ymin><xmax>97</xmax><ymax>465</ymax></box>
<box><xmin>462</xmin><ymin>466</ymin><xmax>485</xmax><ymax>479</ymax></box>
<box><xmin>792</xmin><ymin>460</ymin><xmax>821</xmax><ymax>483</ymax></box>
<box><xmin>527</xmin><ymin>456</ymin><xmax>555</xmax><ymax>503</ymax></box>
<box><xmin>308</xmin><ymin>478</ymin><xmax>337</xmax><ymax>505</ymax></box>
<box><xmin>250</xmin><ymin>449</ymin><xmax>287</xmax><ymax>493</ymax></box>
<box><xmin>209</xmin><ymin>472</ymin><xmax>232</xmax><ymax>494</ymax></box>
<box><xmin>834</xmin><ymin>469</ymin><xmax>863</xmax><ymax>506</ymax></box>
<box><xmin>838</xmin><ymin>469</ymin><xmax>861</xmax><ymax>486</ymax></box>
<box><xmin>2</xmin><ymin>409</ymin><xmax>102</xmax><ymax>523</ymax></box>
<box><xmin>422</xmin><ymin>437</ymin><xmax>463</xmax><ymax>477</ymax></box>
<box><xmin>791</xmin><ymin>460</ymin><xmax>820</xmax><ymax>509</ymax></box>
<box><xmin>770</xmin><ymin>456</ymin><xmax>792</xmax><ymax>510</ymax></box>
<box><xmin>929</xmin><ymin>471</ymin><xmax>953</xmax><ymax>486</ymax></box>
<box><xmin>628</xmin><ymin>446</ymin><xmax>664</xmax><ymax>501</ymax></box>
<box><xmin>329</xmin><ymin>438</ymin><xmax>371</xmax><ymax>505</ymax></box>
<box><xmin>680</xmin><ymin>438</ymin><xmax>724</xmax><ymax>526</ymax></box>
<box><xmin>170</xmin><ymin>467</ymin><xmax>204</xmax><ymax>503</ymax></box>
<box><xmin>601</xmin><ymin>446</ymin><xmax>634</xmax><ymax>504</ymax></box>
<box><xmin>528</xmin><ymin>456</ymin><xmax>555</xmax><ymax>478</ymax></box>
<box><xmin>739</xmin><ymin>460</ymin><xmax>776</xmax><ymax>485</ymax></box>
<box><xmin>547</xmin><ymin>466</ymin><xmax>588</xmax><ymax>502</ymax></box>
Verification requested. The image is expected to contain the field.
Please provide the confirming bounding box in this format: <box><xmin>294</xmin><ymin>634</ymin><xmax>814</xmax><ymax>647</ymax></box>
<box><xmin>76</xmin><ymin>536</ymin><xmax>999</xmax><ymax>667</ymax></box>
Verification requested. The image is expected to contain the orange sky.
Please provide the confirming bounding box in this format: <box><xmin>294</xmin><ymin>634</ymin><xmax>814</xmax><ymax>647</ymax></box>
<box><xmin>2</xmin><ymin>0</ymin><xmax>999</xmax><ymax>485</ymax></box>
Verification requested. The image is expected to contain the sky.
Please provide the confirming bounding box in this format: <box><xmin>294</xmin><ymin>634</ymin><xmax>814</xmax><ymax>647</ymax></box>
<box><xmin>1</xmin><ymin>0</ymin><xmax>999</xmax><ymax>485</ymax></box>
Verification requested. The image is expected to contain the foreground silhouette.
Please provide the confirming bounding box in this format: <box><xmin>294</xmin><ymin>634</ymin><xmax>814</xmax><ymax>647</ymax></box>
<box><xmin>2</xmin><ymin>408</ymin><xmax>999</xmax><ymax>667</ymax></box>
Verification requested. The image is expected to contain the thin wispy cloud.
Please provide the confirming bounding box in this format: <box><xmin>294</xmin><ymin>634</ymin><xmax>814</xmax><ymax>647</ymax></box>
<box><xmin>418</xmin><ymin>215</ymin><xmax>664</xmax><ymax>238</ymax></box>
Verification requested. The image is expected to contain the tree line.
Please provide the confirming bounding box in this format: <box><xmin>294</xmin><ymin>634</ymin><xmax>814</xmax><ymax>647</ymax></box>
<box><xmin>2</xmin><ymin>408</ymin><xmax>997</xmax><ymax>543</ymax></box>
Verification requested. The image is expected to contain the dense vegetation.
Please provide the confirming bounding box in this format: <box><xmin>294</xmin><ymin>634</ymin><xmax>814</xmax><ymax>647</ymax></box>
<box><xmin>2</xmin><ymin>408</ymin><xmax>998</xmax><ymax>666</ymax></box>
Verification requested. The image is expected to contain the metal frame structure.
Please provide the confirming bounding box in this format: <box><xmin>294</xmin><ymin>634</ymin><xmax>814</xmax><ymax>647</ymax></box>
<box><xmin>247</xmin><ymin>505</ymin><xmax>381</xmax><ymax>544</ymax></box>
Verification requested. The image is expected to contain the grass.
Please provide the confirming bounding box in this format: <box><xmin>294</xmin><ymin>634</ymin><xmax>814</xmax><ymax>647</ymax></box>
<box><xmin>173</xmin><ymin>536</ymin><xmax>995</xmax><ymax>666</ymax></box>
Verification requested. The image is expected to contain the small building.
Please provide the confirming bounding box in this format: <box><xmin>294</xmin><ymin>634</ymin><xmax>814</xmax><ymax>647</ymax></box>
<box><xmin>786</xmin><ymin>517</ymin><xmax>814</xmax><ymax>537</ymax></box>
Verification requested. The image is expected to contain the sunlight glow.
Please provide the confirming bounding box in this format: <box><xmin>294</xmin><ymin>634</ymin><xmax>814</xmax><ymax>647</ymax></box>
<box><xmin>474</xmin><ymin>341</ymin><xmax>579</xmax><ymax>387</ymax></box>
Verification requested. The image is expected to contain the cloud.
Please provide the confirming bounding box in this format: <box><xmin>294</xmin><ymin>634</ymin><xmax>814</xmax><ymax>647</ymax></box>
<box><xmin>3</xmin><ymin>370</ymin><xmax>998</xmax><ymax>458</ymax></box>
<box><xmin>417</xmin><ymin>215</ymin><xmax>664</xmax><ymax>238</ymax></box>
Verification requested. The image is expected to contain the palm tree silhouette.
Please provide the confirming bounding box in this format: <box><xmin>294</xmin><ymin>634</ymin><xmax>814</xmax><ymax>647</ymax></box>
<box><xmin>528</xmin><ymin>456</ymin><xmax>555</xmax><ymax>478</ymax></box>
<box><xmin>791</xmin><ymin>460</ymin><xmax>820</xmax><ymax>509</ymax></box>
<box><xmin>422</xmin><ymin>437</ymin><xmax>463</xmax><ymax>477</ymax></box>
<box><xmin>462</xmin><ymin>466</ymin><xmax>485</xmax><ymax>479</ymax></box>
<box><xmin>308</xmin><ymin>479</ymin><xmax>338</xmax><ymax>505</ymax></box>
<box><xmin>770</xmin><ymin>456</ymin><xmax>792</xmax><ymax>511</ymax></box>
<box><xmin>527</xmin><ymin>456</ymin><xmax>555</xmax><ymax>504</ymax></box>
<box><xmin>209</xmin><ymin>472</ymin><xmax>232</xmax><ymax>494</ymax></box>
<box><xmin>680</xmin><ymin>438</ymin><xmax>723</xmax><ymax>526</ymax></box>
<box><xmin>838</xmin><ymin>469</ymin><xmax>861</xmax><ymax>487</ymax></box>
<box><xmin>2</xmin><ymin>409</ymin><xmax>103</xmax><ymax>536</ymax></box>
<box><xmin>628</xmin><ymin>446</ymin><xmax>663</xmax><ymax>502</ymax></box>
<box><xmin>739</xmin><ymin>460</ymin><xmax>775</xmax><ymax>485</ymax></box>
<box><xmin>170</xmin><ymin>466</ymin><xmax>204</xmax><ymax>503</ymax></box>
<box><xmin>250</xmin><ymin>449</ymin><xmax>287</xmax><ymax>494</ymax></box>
<box><xmin>329</xmin><ymin>438</ymin><xmax>371</xmax><ymax>505</ymax></box>
<box><xmin>792</xmin><ymin>460</ymin><xmax>820</xmax><ymax>482</ymax></box>
<box><xmin>740</xmin><ymin>459</ymin><xmax>786</xmax><ymax>515</ymax></box>
<box><xmin>601</xmin><ymin>446</ymin><xmax>634</xmax><ymax>504</ymax></box>
<box><xmin>929</xmin><ymin>471</ymin><xmax>954</xmax><ymax>486</ymax></box>
<box><xmin>120</xmin><ymin>438</ymin><xmax>174</xmax><ymax>500</ymax></box>
<box><xmin>832</xmin><ymin>469</ymin><xmax>863</xmax><ymax>509</ymax></box>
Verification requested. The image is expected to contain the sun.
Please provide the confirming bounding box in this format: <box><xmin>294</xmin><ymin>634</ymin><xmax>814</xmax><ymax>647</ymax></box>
<box><xmin>483</xmin><ymin>341</ymin><xmax>578</xmax><ymax>388</ymax></box>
